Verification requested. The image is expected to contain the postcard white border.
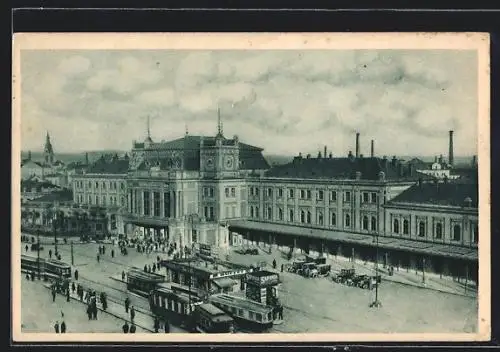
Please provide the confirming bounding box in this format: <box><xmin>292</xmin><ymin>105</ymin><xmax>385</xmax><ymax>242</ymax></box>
<box><xmin>12</xmin><ymin>32</ymin><xmax>491</xmax><ymax>343</ymax></box>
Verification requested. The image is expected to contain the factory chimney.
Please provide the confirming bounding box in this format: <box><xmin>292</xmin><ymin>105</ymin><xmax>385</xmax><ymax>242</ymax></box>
<box><xmin>370</xmin><ymin>139</ymin><xmax>374</xmax><ymax>158</ymax></box>
<box><xmin>449</xmin><ymin>130</ymin><xmax>454</xmax><ymax>167</ymax></box>
<box><xmin>324</xmin><ymin>146</ymin><xmax>327</xmax><ymax>159</ymax></box>
<box><xmin>355</xmin><ymin>132</ymin><xmax>360</xmax><ymax>158</ymax></box>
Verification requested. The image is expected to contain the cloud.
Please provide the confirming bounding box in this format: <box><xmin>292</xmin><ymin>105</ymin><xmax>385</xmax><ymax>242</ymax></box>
<box><xmin>20</xmin><ymin>49</ymin><xmax>478</xmax><ymax>156</ymax></box>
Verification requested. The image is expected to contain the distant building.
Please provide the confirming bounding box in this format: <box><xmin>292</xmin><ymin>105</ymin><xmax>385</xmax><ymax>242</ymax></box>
<box><xmin>21</xmin><ymin>132</ymin><xmax>65</xmax><ymax>180</ymax></box>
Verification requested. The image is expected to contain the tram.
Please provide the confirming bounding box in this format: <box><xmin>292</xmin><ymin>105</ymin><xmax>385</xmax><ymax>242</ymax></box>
<box><xmin>192</xmin><ymin>303</ymin><xmax>235</xmax><ymax>333</ymax></box>
<box><xmin>21</xmin><ymin>255</ymin><xmax>71</xmax><ymax>280</ymax></box>
<box><xmin>208</xmin><ymin>293</ymin><xmax>275</xmax><ymax>332</ymax></box>
<box><xmin>149</xmin><ymin>283</ymin><xmax>202</xmax><ymax>328</ymax></box>
<box><xmin>126</xmin><ymin>268</ymin><xmax>165</xmax><ymax>297</ymax></box>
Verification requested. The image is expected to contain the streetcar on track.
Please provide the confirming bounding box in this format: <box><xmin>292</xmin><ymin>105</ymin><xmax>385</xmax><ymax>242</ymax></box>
<box><xmin>149</xmin><ymin>283</ymin><xmax>202</xmax><ymax>329</ymax></box>
<box><xmin>208</xmin><ymin>293</ymin><xmax>275</xmax><ymax>332</ymax></box>
<box><xmin>126</xmin><ymin>268</ymin><xmax>165</xmax><ymax>297</ymax></box>
<box><xmin>21</xmin><ymin>255</ymin><xmax>71</xmax><ymax>280</ymax></box>
<box><xmin>192</xmin><ymin>303</ymin><xmax>235</xmax><ymax>333</ymax></box>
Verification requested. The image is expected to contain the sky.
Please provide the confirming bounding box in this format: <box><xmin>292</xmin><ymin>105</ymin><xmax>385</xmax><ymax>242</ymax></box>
<box><xmin>20</xmin><ymin>49</ymin><xmax>478</xmax><ymax>157</ymax></box>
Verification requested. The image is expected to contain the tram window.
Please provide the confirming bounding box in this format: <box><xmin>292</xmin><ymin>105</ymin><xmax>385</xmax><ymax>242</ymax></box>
<box><xmin>268</xmin><ymin>312</ymin><xmax>272</xmax><ymax>321</ymax></box>
<box><xmin>256</xmin><ymin>313</ymin><xmax>262</xmax><ymax>322</ymax></box>
<box><xmin>231</xmin><ymin>307</ymin><xmax>236</xmax><ymax>314</ymax></box>
<box><xmin>238</xmin><ymin>309</ymin><xmax>244</xmax><ymax>316</ymax></box>
<box><xmin>249</xmin><ymin>311</ymin><xmax>255</xmax><ymax>320</ymax></box>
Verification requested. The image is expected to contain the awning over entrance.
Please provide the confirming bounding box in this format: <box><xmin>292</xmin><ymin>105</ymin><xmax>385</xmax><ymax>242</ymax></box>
<box><xmin>124</xmin><ymin>214</ymin><xmax>169</xmax><ymax>227</ymax></box>
<box><xmin>212</xmin><ymin>277</ymin><xmax>238</xmax><ymax>289</ymax></box>
<box><xmin>228</xmin><ymin>220</ymin><xmax>478</xmax><ymax>261</ymax></box>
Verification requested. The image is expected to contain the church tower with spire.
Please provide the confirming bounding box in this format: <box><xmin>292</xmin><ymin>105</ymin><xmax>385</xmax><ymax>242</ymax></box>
<box><xmin>44</xmin><ymin>131</ymin><xmax>55</xmax><ymax>165</ymax></box>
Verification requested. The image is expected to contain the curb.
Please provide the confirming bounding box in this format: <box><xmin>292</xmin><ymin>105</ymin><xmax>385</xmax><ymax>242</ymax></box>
<box><xmin>42</xmin><ymin>283</ymin><xmax>155</xmax><ymax>332</ymax></box>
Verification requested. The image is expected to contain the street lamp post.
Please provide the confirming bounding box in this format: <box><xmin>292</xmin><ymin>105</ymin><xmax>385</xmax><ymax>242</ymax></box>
<box><xmin>53</xmin><ymin>211</ymin><xmax>58</xmax><ymax>256</ymax></box>
<box><xmin>371</xmin><ymin>231</ymin><xmax>382</xmax><ymax>308</ymax></box>
<box><xmin>422</xmin><ymin>257</ymin><xmax>426</xmax><ymax>285</ymax></box>
<box><xmin>37</xmin><ymin>229</ymin><xmax>41</xmax><ymax>280</ymax></box>
<box><xmin>71</xmin><ymin>241</ymin><xmax>74</xmax><ymax>265</ymax></box>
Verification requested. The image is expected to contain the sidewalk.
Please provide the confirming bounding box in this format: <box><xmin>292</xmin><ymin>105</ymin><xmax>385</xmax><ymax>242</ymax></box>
<box><xmin>43</xmin><ymin>281</ymin><xmax>186</xmax><ymax>333</ymax></box>
<box><xmin>228</xmin><ymin>246</ymin><xmax>477</xmax><ymax>299</ymax></box>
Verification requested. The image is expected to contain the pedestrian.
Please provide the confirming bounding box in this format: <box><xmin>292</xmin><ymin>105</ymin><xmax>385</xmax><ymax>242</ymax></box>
<box><xmin>51</xmin><ymin>288</ymin><xmax>56</xmax><ymax>302</ymax></box>
<box><xmin>25</xmin><ymin>244</ymin><xmax>28</xmax><ymax>252</ymax></box>
<box><xmin>124</xmin><ymin>297</ymin><xmax>130</xmax><ymax>313</ymax></box>
<box><xmin>25</xmin><ymin>273</ymin><xmax>30</xmax><ymax>280</ymax></box>
<box><xmin>122</xmin><ymin>321</ymin><xmax>129</xmax><ymax>333</ymax></box>
<box><xmin>152</xmin><ymin>263</ymin><xmax>156</xmax><ymax>273</ymax></box>
<box><xmin>130</xmin><ymin>306</ymin><xmax>135</xmax><ymax>322</ymax></box>
<box><xmin>57</xmin><ymin>254</ymin><xmax>61</xmax><ymax>260</ymax></box>
<box><xmin>279</xmin><ymin>305</ymin><xmax>283</xmax><ymax>320</ymax></box>
<box><xmin>31</xmin><ymin>271</ymin><xmax>35</xmax><ymax>281</ymax></box>
<box><xmin>86</xmin><ymin>305</ymin><xmax>92</xmax><ymax>320</ymax></box>
<box><xmin>74</xmin><ymin>269</ymin><xmax>79</xmax><ymax>281</ymax></box>
<box><xmin>154</xmin><ymin>317</ymin><xmax>160</xmax><ymax>333</ymax></box>
<box><xmin>157</xmin><ymin>255</ymin><xmax>160</xmax><ymax>263</ymax></box>
<box><xmin>103</xmin><ymin>246</ymin><xmax>106</xmax><ymax>255</ymax></box>
<box><xmin>71</xmin><ymin>282</ymin><xmax>76</xmax><ymax>293</ymax></box>
<box><xmin>97</xmin><ymin>254</ymin><xmax>100</xmax><ymax>263</ymax></box>
<box><xmin>54</xmin><ymin>321</ymin><xmax>59</xmax><ymax>333</ymax></box>
<box><xmin>122</xmin><ymin>271</ymin><xmax>125</xmax><ymax>281</ymax></box>
<box><xmin>111</xmin><ymin>249</ymin><xmax>115</xmax><ymax>258</ymax></box>
<box><xmin>49</xmin><ymin>249</ymin><xmax>52</xmax><ymax>259</ymax></box>
<box><xmin>144</xmin><ymin>264</ymin><xmax>148</xmax><ymax>273</ymax></box>
<box><xmin>164</xmin><ymin>320</ymin><xmax>170</xmax><ymax>333</ymax></box>
<box><xmin>60</xmin><ymin>321</ymin><xmax>66</xmax><ymax>333</ymax></box>
<box><xmin>281</xmin><ymin>264</ymin><xmax>284</xmax><ymax>272</ymax></box>
<box><xmin>92</xmin><ymin>303</ymin><xmax>98</xmax><ymax>320</ymax></box>
<box><xmin>148</xmin><ymin>265</ymin><xmax>151</xmax><ymax>273</ymax></box>
<box><xmin>273</xmin><ymin>259</ymin><xmax>277</xmax><ymax>269</ymax></box>
<box><xmin>129</xmin><ymin>324</ymin><xmax>136</xmax><ymax>333</ymax></box>
<box><xmin>66</xmin><ymin>289</ymin><xmax>70</xmax><ymax>302</ymax></box>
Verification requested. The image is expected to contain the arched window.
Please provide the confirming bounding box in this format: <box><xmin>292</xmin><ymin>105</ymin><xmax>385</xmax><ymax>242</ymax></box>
<box><xmin>453</xmin><ymin>224</ymin><xmax>461</xmax><ymax>241</ymax></box>
<box><xmin>362</xmin><ymin>216</ymin><xmax>369</xmax><ymax>230</ymax></box>
<box><xmin>418</xmin><ymin>222</ymin><xmax>426</xmax><ymax>237</ymax></box>
<box><xmin>255</xmin><ymin>207</ymin><xmax>259</xmax><ymax>218</ymax></box>
<box><xmin>318</xmin><ymin>211</ymin><xmax>324</xmax><ymax>226</ymax></box>
<box><xmin>307</xmin><ymin>211</ymin><xmax>311</xmax><ymax>224</ymax></box>
<box><xmin>345</xmin><ymin>214</ymin><xmax>351</xmax><ymax>227</ymax></box>
<box><xmin>331</xmin><ymin>213</ymin><xmax>337</xmax><ymax>226</ymax></box>
<box><xmin>393</xmin><ymin>219</ymin><xmax>400</xmax><ymax>234</ymax></box>
<box><xmin>371</xmin><ymin>216</ymin><xmax>377</xmax><ymax>231</ymax></box>
<box><xmin>278</xmin><ymin>208</ymin><xmax>283</xmax><ymax>221</ymax></box>
<box><xmin>435</xmin><ymin>223</ymin><xmax>443</xmax><ymax>239</ymax></box>
<box><xmin>300</xmin><ymin>210</ymin><xmax>305</xmax><ymax>223</ymax></box>
<box><xmin>289</xmin><ymin>209</ymin><xmax>294</xmax><ymax>222</ymax></box>
<box><xmin>267</xmin><ymin>207</ymin><xmax>272</xmax><ymax>220</ymax></box>
<box><xmin>403</xmin><ymin>219</ymin><xmax>409</xmax><ymax>234</ymax></box>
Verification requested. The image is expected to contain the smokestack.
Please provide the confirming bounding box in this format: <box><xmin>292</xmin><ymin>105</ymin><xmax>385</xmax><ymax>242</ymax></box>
<box><xmin>472</xmin><ymin>155</ymin><xmax>477</xmax><ymax>167</ymax></box>
<box><xmin>370</xmin><ymin>140</ymin><xmax>374</xmax><ymax>158</ymax></box>
<box><xmin>324</xmin><ymin>146</ymin><xmax>327</xmax><ymax>159</ymax></box>
<box><xmin>355</xmin><ymin>132</ymin><xmax>360</xmax><ymax>158</ymax></box>
<box><xmin>449</xmin><ymin>130</ymin><xmax>454</xmax><ymax>166</ymax></box>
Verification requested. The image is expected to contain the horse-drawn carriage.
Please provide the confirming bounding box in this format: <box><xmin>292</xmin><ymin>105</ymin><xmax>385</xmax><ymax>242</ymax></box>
<box><xmin>332</xmin><ymin>268</ymin><xmax>381</xmax><ymax>290</ymax></box>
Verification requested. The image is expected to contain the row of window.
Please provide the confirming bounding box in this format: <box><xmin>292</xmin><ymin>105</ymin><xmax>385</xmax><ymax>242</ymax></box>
<box><xmin>75</xmin><ymin>180</ymin><xmax>125</xmax><ymax>191</ymax></box>
<box><xmin>249</xmin><ymin>188</ymin><xmax>378</xmax><ymax>204</ymax></box>
<box><xmin>129</xmin><ymin>191</ymin><xmax>172</xmax><ymax>218</ymax></box>
<box><xmin>225</xmin><ymin>187</ymin><xmax>236</xmax><ymax>198</ymax></box>
<box><xmin>76</xmin><ymin>194</ymin><xmax>126</xmax><ymax>207</ymax></box>
<box><xmin>202</xmin><ymin>187</ymin><xmax>215</xmax><ymax>198</ymax></box>
<box><xmin>247</xmin><ymin>206</ymin><xmax>373</xmax><ymax>229</ymax></box>
<box><xmin>392</xmin><ymin>218</ymin><xmax>478</xmax><ymax>243</ymax></box>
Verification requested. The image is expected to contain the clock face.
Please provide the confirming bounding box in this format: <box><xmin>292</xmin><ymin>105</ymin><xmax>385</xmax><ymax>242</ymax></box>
<box><xmin>205</xmin><ymin>158</ymin><xmax>214</xmax><ymax>170</ymax></box>
<box><xmin>224</xmin><ymin>155</ymin><xmax>234</xmax><ymax>170</ymax></box>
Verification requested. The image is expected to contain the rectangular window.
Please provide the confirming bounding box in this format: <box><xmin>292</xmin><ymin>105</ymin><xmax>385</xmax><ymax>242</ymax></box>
<box><xmin>102</xmin><ymin>182</ymin><xmax>106</xmax><ymax>190</ymax></box>
<box><xmin>255</xmin><ymin>188</ymin><xmax>259</xmax><ymax>196</ymax></box>
<box><xmin>300</xmin><ymin>190</ymin><xmax>305</xmax><ymax>199</ymax></box>
<box><xmin>209</xmin><ymin>187</ymin><xmax>214</xmax><ymax>197</ymax></box>
<box><xmin>371</xmin><ymin>192</ymin><xmax>377</xmax><ymax>203</ymax></box>
<box><xmin>231</xmin><ymin>188</ymin><xmax>236</xmax><ymax>197</ymax></box>
<box><xmin>209</xmin><ymin>207</ymin><xmax>215</xmax><ymax>220</ymax></box>
<box><xmin>231</xmin><ymin>206</ymin><xmax>236</xmax><ymax>218</ymax></box>
<box><xmin>330</xmin><ymin>191</ymin><xmax>337</xmax><ymax>202</ymax></box>
<box><xmin>278</xmin><ymin>188</ymin><xmax>283</xmax><ymax>197</ymax></box>
<box><xmin>472</xmin><ymin>223</ymin><xmax>478</xmax><ymax>244</ymax></box>
<box><xmin>344</xmin><ymin>191</ymin><xmax>351</xmax><ymax>202</ymax></box>
<box><xmin>225</xmin><ymin>188</ymin><xmax>230</xmax><ymax>197</ymax></box>
<box><xmin>203</xmin><ymin>187</ymin><xmax>208</xmax><ymax>197</ymax></box>
<box><xmin>289</xmin><ymin>189</ymin><xmax>294</xmax><ymax>199</ymax></box>
<box><xmin>143</xmin><ymin>191</ymin><xmax>150</xmax><ymax>216</ymax></box>
<box><xmin>250</xmin><ymin>188</ymin><xmax>254</xmax><ymax>196</ymax></box>
<box><xmin>317</xmin><ymin>190</ymin><xmax>324</xmax><ymax>201</ymax></box>
<box><xmin>204</xmin><ymin>206</ymin><xmax>209</xmax><ymax>219</ymax></box>
<box><xmin>102</xmin><ymin>196</ymin><xmax>106</xmax><ymax>206</ymax></box>
<box><xmin>163</xmin><ymin>192</ymin><xmax>170</xmax><ymax>218</ymax></box>
<box><xmin>363</xmin><ymin>192</ymin><xmax>369</xmax><ymax>203</ymax></box>
<box><xmin>153</xmin><ymin>192</ymin><xmax>161</xmax><ymax>216</ymax></box>
<box><xmin>267</xmin><ymin>188</ymin><xmax>272</xmax><ymax>197</ymax></box>
<box><xmin>307</xmin><ymin>190</ymin><xmax>311</xmax><ymax>199</ymax></box>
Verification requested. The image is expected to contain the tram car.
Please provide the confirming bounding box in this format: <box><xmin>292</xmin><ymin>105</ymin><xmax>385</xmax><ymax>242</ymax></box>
<box><xmin>192</xmin><ymin>303</ymin><xmax>235</xmax><ymax>333</ymax></box>
<box><xmin>149</xmin><ymin>283</ymin><xmax>202</xmax><ymax>328</ymax></box>
<box><xmin>126</xmin><ymin>268</ymin><xmax>165</xmax><ymax>297</ymax></box>
<box><xmin>21</xmin><ymin>255</ymin><xmax>71</xmax><ymax>280</ymax></box>
<box><xmin>208</xmin><ymin>293</ymin><xmax>275</xmax><ymax>332</ymax></box>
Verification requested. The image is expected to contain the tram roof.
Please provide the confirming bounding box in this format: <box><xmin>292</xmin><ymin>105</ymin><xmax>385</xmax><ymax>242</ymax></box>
<box><xmin>46</xmin><ymin>259</ymin><xmax>71</xmax><ymax>268</ymax></box>
<box><xmin>197</xmin><ymin>303</ymin><xmax>226</xmax><ymax>316</ymax></box>
<box><xmin>128</xmin><ymin>268</ymin><xmax>165</xmax><ymax>281</ymax></box>
<box><xmin>209</xmin><ymin>293</ymin><xmax>273</xmax><ymax>314</ymax></box>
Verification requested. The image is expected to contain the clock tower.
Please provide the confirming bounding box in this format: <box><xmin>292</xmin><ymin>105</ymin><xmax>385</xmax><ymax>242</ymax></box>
<box><xmin>200</xmin><ymin>108</ymin><xmax>240</xmax><ymax>179</ymax></box>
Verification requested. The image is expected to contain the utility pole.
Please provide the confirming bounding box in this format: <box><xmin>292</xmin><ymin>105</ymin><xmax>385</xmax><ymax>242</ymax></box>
<box><xmin>422</xmin><ymin>257</ymin><xmax>426</xmax><ymax>285</ymax></box>
<box><xmin>465</xmin><ymin>263</ymin><xmax>469</xmax><ymax>294</ymax></box>
<box><xmin>53</xmin><ymin>211</ymin><xmax>58</xmax><ymax>256</ymax></box>
<box><xmin>71</xmin><ymin>241</ymin><xmax>74</xmax><ymax>265</ymax></box>
<box><xmin>371</xmin><ymin>231</ymin><xmax>382</xmax><ymax>308</ymax></box>
<box><xmin>37</xmin><ymin>230</ymin><xmax>41</xmax><ymax>280</ymax></box>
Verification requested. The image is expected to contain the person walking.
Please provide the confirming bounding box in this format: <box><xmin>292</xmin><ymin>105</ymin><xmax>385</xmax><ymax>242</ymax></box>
<box><xmin>71</xmin><ymin>282</ymin><xmax>76</xmax><ymax>294</ymax></box>
<box><xmin>86</xmin><ymin>305</ymin><xmax>92</xmax><ymax>320</ymax></box>
<box><xmin>122</xmin><ymin>271</ymin><xmax>125</xmax><ymax>281</ymax></box>
<box><xmin>97</xmin><ymin>253</ymin><xmax>100</xmax><ymax>263</ymax></box>
<box><xmin>54</xmin><ymin>321</ymin><xmax>59</xmax><ymax>333</ymax></box>
<box><xmin>124</xmin><ymin>297</ymin><xmax>130</xmax><ymax>313</ymax></box>
<box><xmin>25</xmin><ymin>244</ymin><xmax>28</xmax><ymax>252</ymax></box>
<box><xmin>111</xmin><ymin>249</ymin><xmax>115</xmax><ymax>258</ymax></box>
<box><xmin>152</xmin><ymin>263</ymin><xmax>156</xmax><ymax>273</ymax></box>
<box><xmin>49</xmin><ymin>249</ymin><xmax>52</xmax><ymax>259</ymax></box>
<box><xmin>164</xmin><ymin>320</ymin><xmax>170</xmax><ymax>333</ymax></box>
<box><xmin>129</xmin><ymin>324</ymin><xmax>136</xmax><ymax>333</ymax></box>
<box><xmin>154</xmin><ymin>317</ymin><xmax>160</xmax><ymax>333</ymax></box>
<box><xmin>102</xmin><ymin>246</ymin><xmax>106</xmax><ymax>255</ymax></box>
<box><xmin>144</xmin><ymin>264</ymin><xmax>148</xmax><ymax>273</ymax></box>
<box><xmin>122</xmin><ymin>321</ymin><xmax>129</xmax><ymax>333</ymax></box>
<box><xmin>66</xmin><ymin>289</ymin><xmax>70</xmax><ymax>302</ymax></box>
<box><xmin>60</xmin><ymin>321</ymin><xmax>66</xmax><ymax>333</ymax></box>
<box><xmin>273</xmin><ymin>259</ymin><xmax>277</xmax><ymax>269</ymax></box>
<box><xmin>51</xmin><ymin>287</ymin><xmax>56</xmax><ymax>302</ymax></box>
<box><xmin>74</xmin><ymin>269</ymin><xmax>79</xmax><ymax>281</ymax></box>
<box><xmin>281</xmin><ymin>264</ymin><xmax>284</xmax><ymax>273</ymax></box>
<box><xmin>130</xmin><ymin>306</ymin><xmax>135</xmax><ymax>323</ymax></box>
